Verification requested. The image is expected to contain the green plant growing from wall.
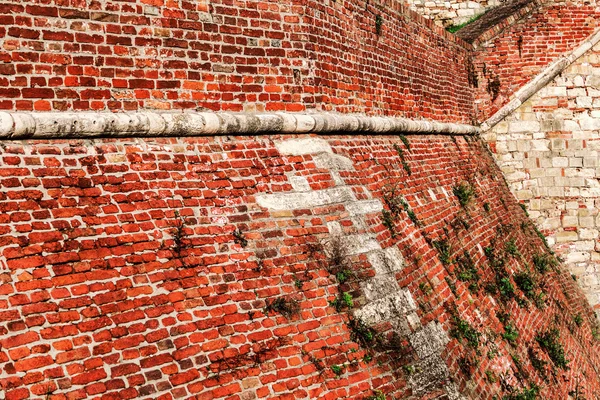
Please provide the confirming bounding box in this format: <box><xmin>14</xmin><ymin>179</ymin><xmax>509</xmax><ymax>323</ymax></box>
<box><xmin>265</xmin><ymin>297</ymin><xmax>300</xmax><ymax>319</ymax></box>
<box><xmin>393</xmin><ymin>143</ymin><xmax>411</xmax><ymax>175</ymax></box>
<box><xmin>453</xmin><ymin>181</ymin><xmax>475</xmax><ymax>207</ymax></box>
<box><xmin>450</xmin><ymin>312</ymin><xmax>481</xmax><ymax>349</ymax></box>
<box><xmin>536</xmin><ymin>328</ymin><xmax>569</xmax><ymax>369</ymax></box>
<box><xmin>331</xmin><ymin>364</ymin><xmax>344</xmax><ymax>376</ymax></box>
<box><xmin>433</xmin><ymin>238</ymin><xmax>452</xmax><ymax>265</ymax></box>
<box><xmin>502</xmin><ymin>384</ymin><xmax>539</xmax><ymax>400</ymax></box>
<box><xmin>528</xmin><ymin>347</ymin><xmax>548</xmax><ymax>382</ymax></box>
<box><xmin>505</xmin><ymin>238</ymin><xmax>520</xmax><ymax>257</ymax></box>
<box><xmin>497</xmin><ymin>276</ymin><xmax>515</xmax><ymax>302</ymax></box>
<box><xmin>233</xmin><ymin>228</ymin><xmax>248</xmax><ymax>247</ymax></box>
<box><xmin>399</xmin><ymin>134</ymin><xmax>411</xmax><ymax>150</ymax></box>
<box><xmin>455</xmin><ymin>251</ymin><xmax>480</xmax><ymax>292</ymax></box>
<box><xmin>533</xmin><ymin>253</ymin><xmax>557</xmax><ymax>274</ymax></box>
<box><xmin>514</xmin><ymin>270</ymin><xmax>536</xmax><ymax>299</ymax></box>
<box><xmin>375</xmin><ymin>15</ymin><xmax>383</xmax><ymax>35</ymax></box>
<box><xmin>366</xmin><ymin>390</ymin><xmax>386</xmax><ymax>400</ymax></box>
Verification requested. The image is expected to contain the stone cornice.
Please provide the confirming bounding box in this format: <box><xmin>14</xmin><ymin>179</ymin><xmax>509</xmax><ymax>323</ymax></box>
<box><xmin>0</xmin><ymin>112</ymin><xmax>479</xmax><ymax>139</ymax></box>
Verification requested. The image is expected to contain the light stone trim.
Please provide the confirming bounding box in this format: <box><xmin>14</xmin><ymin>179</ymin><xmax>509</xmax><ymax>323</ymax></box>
<box><xmin>482</xmin><ymin>28</ymin><xmax>600</xmax><ymax>131</ymax></box>
<box><xmin>0</xmin><ymin>111</ymin><xmax>479</xmax><ymax>140</ymax></box>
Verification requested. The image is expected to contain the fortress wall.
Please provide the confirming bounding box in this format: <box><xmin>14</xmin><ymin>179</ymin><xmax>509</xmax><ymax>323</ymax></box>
<box><xmin>472</xmin><ymin>0</ymin><xmax>600</xmax><ymax>123</ymax></box>
<box><xmin>0</xmin><ymin>133</ymin><xmax>599</xmax><ymax>399</ymax></box>
<box><xmin>484</xmin><ymin>42</ymin><xmax>600</xmax><ymax>317</ymax></box>
<box><xmin>0</xmin><ymin>0</ymin><xmax>474</xmax><ymax>122</ymax></box>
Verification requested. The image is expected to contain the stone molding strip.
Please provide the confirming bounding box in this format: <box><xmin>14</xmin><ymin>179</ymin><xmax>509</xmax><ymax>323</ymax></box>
<box><xmin>0</xmin><ymin>112</ymin><xmax>479</xmax><ymax>140</ymax></box>
<box><xmin>481</xmin><ymin>27</ymin><xmax>600</xmax><ymax>132</ymax></box>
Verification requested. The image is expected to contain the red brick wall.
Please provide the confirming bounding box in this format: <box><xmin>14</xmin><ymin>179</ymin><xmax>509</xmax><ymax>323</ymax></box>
<box><xmin>1</xmin><ymin>134</ymin><xmax>599</xmax><ymax>399</ymax></box>
<box><xmin>0</xmin><ymin>0</ymin><xmax>474</xmax><ymax>123</ymax></box>
<box><xmin>473</xmin><ymin>1</ymin><xmax>600</xmax><ymax>122</ymax></box>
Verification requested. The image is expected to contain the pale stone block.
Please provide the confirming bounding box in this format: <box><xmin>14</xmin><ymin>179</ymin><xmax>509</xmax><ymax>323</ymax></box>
<box><xmin>531</xmin><ymin>140</ymin><xmax>550</xmax><ymax>151</ymax></box>
<box><xmin>516</xmin><ymin>140</ymin><xmax>530</xmax><ymax>152</ymax></box>
<box><xmin>577</xmin><ymin>96</ymin><xmax>593</xmax><ymax>107</ymax></box>
<box><xmin>574</xmin><ymin>75</ymin><xmax>585</xmax><ymax>87</ymax></box>
<box><xmin>566</xmin><ymin>251</ymin><xmax>590</xmax><ymax>263</ymax></box>
<box><xmin>529</xmin><ymin>199</ymin><xmax>541</xmax><ymax>210</ymax></box>
<box><xmin>541</xmin><ymin>86</ymin><xmax>568</xmax><ymax>97</ymax></box>
<box><xmin>554</xmin><ymin>177</ymin><xmax>569</xmax><ymax>187</ymax></box>
<box><xmin>544</xmin><ymin>168</ymin><xmax>561</xmax><ymax>177</ymax></box>
<box><xmin>457</xmin><ymin>8</ymin><xmax>475</xmax><ymax>16</ymax></box>
<box><xmin>516</xmin><ymin>190</ymin><xmax>533</xmax><ymax>200</ymax></box>
<box><xmin>552</xmin><ymin>157</ymin><xmax>569</xmax><ymax>167</ymax></box>
<box><xmin>569</xmin><ymin>158</ymin><xmax>584</xmax><ymax>167</ymax></box>
<box><xmin>562</xmin><ymin>216</ymin><xmax>579</xmax><ymax>228</ymax></box>
<box><xmin>539</xmin><ymin>177</ymin><xmax>554</xmax><ymax>187</ymax></box>
<box><xmin>579</xmin><ymin>228</ymin><xmax>599</xmax><ymax>239</ymax></box>
<box><xmin>567</xmin><ymin>139</ymin><xmax>584</xmax><ymax>150</ymax></box>
<box><xmin>548</xmin><ymin>187</ymin><xmax>565</xmax><ymax>197</ymax></box>
<box><xmin>530</xmin><ymin>211</ymin><xmax>542</xmax><ymax>218</ymax></box>
<box><xmin>509</xmin><ymin>121</ymin><xmax>540</xmax><ymax>133</ymax></box>
<box><xmin>528</xmin><ymin>169</ymin><xmax>545</xmax><ymax>178</ymax></box>
<box><xmin>586</xmin><ymin>75</ymin><xmax>600</xmax><ymax>89</ymax></box>
<box><xmin>566</xmin><ymin>201</ymin><xmax>579</xmax><ymax>209</ymax></box>
<box><xmin>555</xmin><ymin>231</ymin><xmax>579</xmax><ymax>242</ymax></box>
<box><xmin>523</xmin><ymin>158</ymin><xmax>538</xmax><ymax>169</ymax></box>
<box><xmin>569</xmin><ymin>88</ymin><xmax>587</xmax><ymax>97</ymax></box>
<box><xmin>506</xmin><ymin>171</ymin><xmax>528</xmax><ymax>181</ymax></box>
<box><xmin>564</xmin><ymin>120</ymin><xmax>581</xmax><ymax>131</ymax></box>
<box><xmin>578</xmin><ymin>115</ymin><xmax>600</xmax><ymax>130</ymax></box>
<box><xmin>541</xmin><ymin>217</ymin><xmax>561</xmax><ymax>230</ymax></box>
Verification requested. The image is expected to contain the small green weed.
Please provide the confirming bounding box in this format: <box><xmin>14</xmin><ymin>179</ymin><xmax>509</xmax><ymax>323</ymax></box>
<box><xmin>375</xmin><ymin>15</ymin><xmax>383</xmax><ymax>35</ymax></box>
<box><xmin>233</xmin><ymin>228</ymin><xmax>248</xmax><ymax>247</ymax></box>
<box><xmin>265</xmin><ymin>297</ymin><xmax>300</xmax><ymax>318</ymax></box>
<box><xmin>456</xmin><ymin>251</ymin><xmax>480</xmax><ymax>292</ymax></box>
<box><xmin>497</xmin><ymin>277</ymin><xmax>515</xmax><ymax>301</ymax></box>
<box><xmin>502</xmin><ymin>384</ymin><xmax>539</xmax><ymax>400</ymax></box>
<box><xmin>433</xmin><ymin>239</ymin><xmax>452</xmax><ymax>265</ymax></box>
<box><xmin>331</xmin><ymin>364</ymin><xmax>344</xmax><ymax>376</ymax></box>
<box><xmin>485</xmin><ymin>370</ymin><xmax>497</xmax><ymax>383</ymax></box>
<box><xmin>533</xmin><ymin>253</ymin><xmax>557</xmax><ymax>274</ymax></box>
<box><xmin>419</xmin><ymin>282</ymin><xmax>432</xmax><ymax>295</ymax></box>
<box><xmin>514</xmin><ymin>270</ymin><xmax>536</xmax><ymax>299</ymax></box>
<box><xmin>528</xmin><ymin>347</ymin><xmax>548</xmax><ymax>382</ymax></box>
<box><xmin>366</xmin><ymin>390</ymin><xmax>386</xmax><ymax>400</ymax></box>
<box><xmin>382</xmin><ymin>209</ymin><xmax>396</xmax><ymax>237</ymax></box>
<box><xmin>536</xmin><ymin>328</ymin><xmax>569</xmax><ymax>369</ymax></box>
<box><xmin>505</xmin><ymin>238</ymin><xmax>520</xmax><ymax>257</ymax></box>
<box><xmin>573</xmin><ymin>313</ymin><xmax>583</xmax><ymax>327</ymax></box>
<box><xmin>348</xmin><ymin>318</ymin><xmax>378</xmax><ymax>349</ymax></box>
<box><xmin>502</xmin><ymin>322</ymin><xmax>519</xmax><ymax>345</ymax></box>
<box><xmin>446</xmin><ymin>13</ymin><xmax>484</xmax><ymax>33</ymax></box>
<box><xmin>453</xmin><ymin>182</ymin><xmax>475</xmax><ymax>207</ymax></box>
<box><xmin>450</xmin><ymin>313</ymin><xmax>480</xmax><ymax>349</ymax></box>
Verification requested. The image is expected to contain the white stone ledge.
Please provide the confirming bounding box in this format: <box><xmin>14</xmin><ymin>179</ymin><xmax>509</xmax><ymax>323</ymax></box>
<box><xmin>0</xmin><ymin>111</ymin><xmax>479</xmax><ymax>139</ymax></box>
<box><xmin>482</xmin><ymin>27</ymin><xmax>600</xmax><ymax>132</ymax></box>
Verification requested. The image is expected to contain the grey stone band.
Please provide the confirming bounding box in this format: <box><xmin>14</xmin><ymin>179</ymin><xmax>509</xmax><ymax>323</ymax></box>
<box><xmin>0</xmin><ymin>111</ymin><xmax>479</xmax><ymax>139</ymax></box>
<box><xmin>481</xmin><ymin>28</ymin><xmax>600</xmax><ymax>132</ymax></box>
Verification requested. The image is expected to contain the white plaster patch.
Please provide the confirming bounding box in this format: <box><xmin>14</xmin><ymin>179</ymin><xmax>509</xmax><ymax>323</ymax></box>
<box><xmin>275</xmin><ymin>138</ymin><xmax>332</xmax><ymax>155</ymax></box>
<box><xmin>256</xmin><ymin>187</ymin><xmax>356</xmax><ymax>210</ymax></box>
